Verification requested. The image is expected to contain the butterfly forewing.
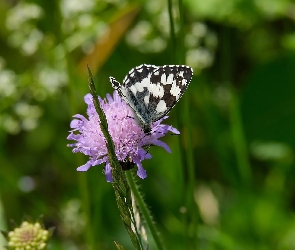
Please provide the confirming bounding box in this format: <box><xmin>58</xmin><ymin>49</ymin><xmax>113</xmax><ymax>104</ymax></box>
<box><xmin>123</xmin><ymin>64</ymin><xmax>159</xmax><ymax>88</ymax></box>
<box><xmin>119</xmin><ymin>64</ymin><xmax>159</xmax><ymax>127</ymax></box>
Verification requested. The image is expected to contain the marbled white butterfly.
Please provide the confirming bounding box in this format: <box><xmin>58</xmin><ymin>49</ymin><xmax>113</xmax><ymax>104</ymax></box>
<box><xmin>110</xmin><ymin>64</ymin><xmax>193</xmax><ymax>133</ymax></box>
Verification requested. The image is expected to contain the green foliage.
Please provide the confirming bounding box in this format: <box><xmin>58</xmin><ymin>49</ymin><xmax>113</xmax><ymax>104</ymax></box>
<box><xmin>0</xmin><ymin>0</ymin><xmax>295</xmax><ymax>249</ymax></box>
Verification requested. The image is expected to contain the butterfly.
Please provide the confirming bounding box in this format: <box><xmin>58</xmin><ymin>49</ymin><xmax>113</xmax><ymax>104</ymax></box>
<box><xmin>109</xmin><ymin>64</ymin><xmax>193</xmax><ymax>134</ymax></box>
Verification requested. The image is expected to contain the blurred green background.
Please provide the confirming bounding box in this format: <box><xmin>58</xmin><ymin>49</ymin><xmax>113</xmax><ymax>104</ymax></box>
<box><xmin>1</xmin><ymin>0</ymin><xmax>295</xmax><ymax>249</ymax></box>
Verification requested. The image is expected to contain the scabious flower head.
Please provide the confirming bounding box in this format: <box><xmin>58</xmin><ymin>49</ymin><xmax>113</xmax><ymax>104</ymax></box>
<box><xmin>67</xmin><ymin>91</ymin><xmax>179</xmax><ymax>182</ymax></box>
<box><xmin>7</xmin><ymin>221</ymin><xmax>49</xmax><ymax>249</ymax></box>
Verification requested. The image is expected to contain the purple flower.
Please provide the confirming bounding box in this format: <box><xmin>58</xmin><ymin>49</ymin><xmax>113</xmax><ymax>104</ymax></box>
<box><xmin>67</xmin><ymin>91</ymin><xmax>179</xmax><ymax>182</ymax></box>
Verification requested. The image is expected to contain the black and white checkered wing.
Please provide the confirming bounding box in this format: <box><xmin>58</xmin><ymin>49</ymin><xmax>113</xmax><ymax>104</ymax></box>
<box><xmin>146</xmin><ymin>65</ymin><xmax>193</xmax><ymax>122</ymax></box>
<box><xmin>110</xmin><ymin>64</ymin><xmax>193</xmax><ymax>133</ymax></box>
<box><xmin>123</xmin><ymin>64</ymin><xmax>158</xmax><ymax>88</ymax></box>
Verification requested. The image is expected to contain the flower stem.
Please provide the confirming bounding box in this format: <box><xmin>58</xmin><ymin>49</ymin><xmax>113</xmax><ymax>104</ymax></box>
<box><xmin>57</xmin><ymin>0</ymin><xmax>95</xmax><ymax>245</ymax></box>
<box><xmin>175</xmin><ymin>0</ymin><xmax>199</xmax><ymax>248</ymax></box>
<box><xmin>229</xmin><ymin>88</ymin><xmax>252</xmax><ymax>187</ymax></box>
<box><xmin>177</xmin><ymin>0</ymin><xmax>185</xmax><ymax>64</ymax></box>
<box><xmin>219</xmin><ymin>27</ymin><xmax>252</xmax><ymax>188</ymax></box>
<box><xmin>112</xmin><ymin>166</ymin><xmax>143</xmax><ymax>250</ymax></box>
<box><xmin>167</xmin><ymin>0</ymin><xmax>176</xmax><ymax>62</ymax></box>
<box><xmin>87</xmin><ymin>67</ymin><xmax>143</xmax><ymax>249</ymax></box>
<box><xmin>125</xmin><ymin>171</ymin><xmax>166</xmax><ymax>250</ymax></box>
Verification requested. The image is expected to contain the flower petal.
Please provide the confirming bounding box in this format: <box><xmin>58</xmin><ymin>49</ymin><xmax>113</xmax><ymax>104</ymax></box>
<box><xmin>70</xmin><ymin>119</ymin><xmax>81</xmax><ymax>129</ymax></box>
<box><xmin>105</xmin><ymin>162</ymin><xmax>114</xmax><ymax>182</ymax></box>
<box><xmin>73</xmin><ymin>114</ymin><xmax>88</xmax><ymax>123</ymax></box>
<box><xmin>84</xmin><ymin>93</ymin><xmax>93</xmax><ymax>105</ymax></box>
<box><xmin>106</xmin><ymin>93</ymin><xmax>114</xmax><ymax>103</ymax></box>
<box><xmin>151</xmin><ymin>140</ymin><xmax>171</xmax><ymax>153</ymax></box>
<box><xmin>144</xmin><ymin>152</ymin><xmax>152</xmax><ymax>159</ymax></box>
<box><xmin>67</xmin><ymin>133</ymin><xmax>80</xmax><ymax>141</ymax></box>
<box><xmin>168</xmin><ymin>126</ymin><xmax>180</xmax><ymax>134</ymax></box>
<box><xmin>134</xmin><ymin>160</ymin><xmax>147</xmax><ymax>179</ymax></box>
<box><xmin>137</xmin><ymin>148</ymin><xmax>152</xmax><ymax>160</ymax></box>
<box><xmin>92</xmin><ymin>157</ymin><xmax>107</xmax><ymax>166</ymax></box>
<box><xmin>77</xmin><ymin>161</ymin><xmax>92</xmax><ymax>171</ymax></box>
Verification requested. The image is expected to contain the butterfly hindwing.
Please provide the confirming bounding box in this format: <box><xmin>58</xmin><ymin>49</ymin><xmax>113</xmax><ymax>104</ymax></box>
<box><xmin>146</xmin><ymin>65</ymin><xmax>193</xmax><ymax>122</ymax></box>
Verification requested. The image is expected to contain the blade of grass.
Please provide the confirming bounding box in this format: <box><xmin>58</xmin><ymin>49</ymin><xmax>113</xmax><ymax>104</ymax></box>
<box><xmin>168</xmin><ymin>0</ymin><xmax>176</xmax><ymax>62</ymax></box>
<box><xmin>167</xmin><ymin>0</ymin><xmax>199</xmax><ymax>248</ymax></box>
<box><xmin>220</xmin><ymin>27</ymin><xmax>252</xmax><ymax>188</ymax></box>
<box><xmin>229</xmin><ymin>88</ymin><xmax>252</xmax><ymax>187</ymax></box>
<box><xmin>178</xmin><ymin>0</ymin><xmax>198</xmax><ymax>248</ymax></box>
<box><xmin>54</xmin><ymin>0</ymin><xmax>96</xmax><ymax>247</ymax></box>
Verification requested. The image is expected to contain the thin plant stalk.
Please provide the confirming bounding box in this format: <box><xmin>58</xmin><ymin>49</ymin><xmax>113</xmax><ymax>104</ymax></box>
<box><xmin>220</xmin><ymin>27</ymin><xmax>252</xmax><ymax>188</ymax></box>
<box><xmin>126</xmin><ymin>171</ymin><xmax>166</xmax><ymax>250</ymax></box>
<box><xmin>171</xmin><ymin>0</ymin><xmax>199</xmax><ymax>248</ymax></box>
<box><xmin>229</xmin><ymin>88</ymin><xmax>252</xmax><ymax>187</ymax></box>
<box><xmin>168</xmin><ymin>0</ymin><xmax>176</xmax><ymax>61</ymax></box>
<box><xmin>177</xmin><ymin>0</ymin><xmax>185</xmax><ymax>64</ymax></box>
<box><xmin>56</xmin><ymin>0</ymin><xmax>95</xmax><ymax>246</ymax></box>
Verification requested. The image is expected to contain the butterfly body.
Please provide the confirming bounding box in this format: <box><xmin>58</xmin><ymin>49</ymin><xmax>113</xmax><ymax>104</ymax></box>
<box><xmin>110</xmin><ymin>64</ymin><xmax>193</xmax><ymax>133</ymax></box>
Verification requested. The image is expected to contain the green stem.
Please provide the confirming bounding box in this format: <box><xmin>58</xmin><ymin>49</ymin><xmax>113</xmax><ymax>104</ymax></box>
<box><xmin>125</xmin><ymin>171</ymin><xmax>166</xmax><ymax>250</ymax></box>
<box><xmin>177</xmin><ymin>0</ymin><xmax>198</xmax><ymax>248</ymax></box>
<box><xmin>229</xmin><ymin>89</ymin><xmax>252</xmax><ymax>187</ymax></box>
<box><xmin>177</xmin><ymin>0</ymin><xmax>185</xmax><ymax>64</ymax></box>
<box><xmin>220</xmin><ymin>27</ymin><xmax>252</xmax><ymax>188</ymax></box>
<box><xmin>88</xmin><ymin>68</ymin><xmax>143</xmax><ymax>249</ymax></box>
<box><xmin>167</xmin><ymin>0</ymin><xmax>176</xmax><ymax>62</ymax></box>
<box><xmin>183</xmin><ymin>97</ymin><xmax>198</xmax><ymax>250</ymax></box>
<box><xmin>55</xmin><ymin>0</ymin><xmax>95</xmax><ymax>247</ymax></box>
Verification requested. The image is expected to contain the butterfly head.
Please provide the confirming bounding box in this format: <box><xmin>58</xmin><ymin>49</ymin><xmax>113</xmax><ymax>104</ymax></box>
<box><xmin>109</xmin><ymin>76</ymin><xmax>120</xmax><ymax>89</ymax></box>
